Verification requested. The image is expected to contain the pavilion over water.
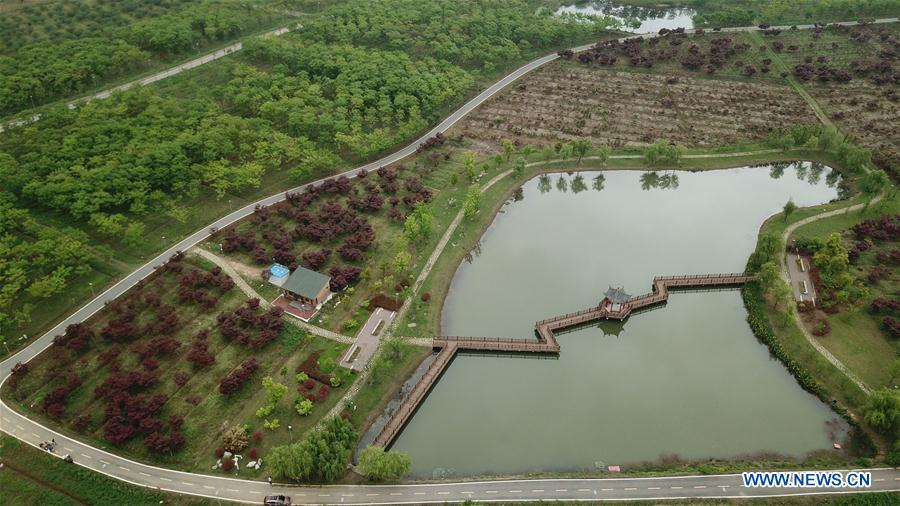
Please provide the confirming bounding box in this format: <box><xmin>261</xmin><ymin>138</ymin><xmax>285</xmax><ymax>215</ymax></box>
<box><xmin>602</xmin><ymin>286</ymin><xmax>631</xmax><ymax>312</ymax></box>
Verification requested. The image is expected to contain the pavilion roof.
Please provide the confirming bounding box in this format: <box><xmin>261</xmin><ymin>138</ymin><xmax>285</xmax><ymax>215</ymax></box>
<box><xmin>604</xmin><ymin>286</ymin><xmax>631</xmax><ymax>304</ymax></box>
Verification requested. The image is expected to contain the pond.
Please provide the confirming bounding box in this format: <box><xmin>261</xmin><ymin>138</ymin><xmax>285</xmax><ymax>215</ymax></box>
<box><xmin>390</xmin><ymin>163</ymin><xmax>847</xmax><ymax>478</ymax></box>
<box><xmin>557</xmin><ymin>1</ymin><xmax>695</xmax><ymax>33</ymax></box>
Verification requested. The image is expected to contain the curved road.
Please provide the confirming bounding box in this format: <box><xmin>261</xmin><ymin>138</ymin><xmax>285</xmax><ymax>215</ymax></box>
<box><xmin>2</xmin><ymin>17</ymin><xmax>900</xmax><ymax>504</ymax></box>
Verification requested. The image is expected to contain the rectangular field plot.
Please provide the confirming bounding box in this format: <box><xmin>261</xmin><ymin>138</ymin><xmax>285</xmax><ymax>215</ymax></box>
<box><xmin>457</xmin><ymin>64</ymin><xmax>816</xmax><ymax>149</ymax></box>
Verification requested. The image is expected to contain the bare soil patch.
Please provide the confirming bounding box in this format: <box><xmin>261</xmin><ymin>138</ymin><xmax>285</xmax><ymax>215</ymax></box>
<box><xmin>456</xmin><ymin>63</ymin><xmax>816</xmax><ymax>150</ymax></box>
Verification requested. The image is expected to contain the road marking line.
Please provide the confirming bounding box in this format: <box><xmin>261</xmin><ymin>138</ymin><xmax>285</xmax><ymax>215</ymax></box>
<box><xmin>80</xmin><ymin>453</ymin><xmax>92</xmax><ymax>459</ymax></box>
<box><xmin>15</xmin><ymin>425</ymin><xmax>24</xmax><ymax>431</ymax></box>
<box><xmin>648</xmin><ymin>487</ymin><xmax>660</xmax><ymax>490</ymax></box>
<box><xmin>64</xmin><ymin>447</ymin><xmax>73</xmax><ymax>451</ymax></box>
<box><xmin>414</xmin><ymin>492</ymin><xmax>425</xmax><ymax>496</ymax></box>
<box><xmin>601</xmin><ymin>488</ymin><xmax>614</xmax><ymax>491</ymax></box>
<box><xmin>875</xmin><ymin>478</ymin><xmax>885</xmax><ymax>482</ymax></box>
<box><xmin>118</xmin><ymin>466</ymin><xmax>129</xmax><ymax>471</ymax></box>
<box><xmin>624</xmin><ymin>487</ymin><xmax>637</xmax><ymax>491</ymax></box>
<box><xmin>577</xmin><ymin>489</ymin><xmax>591</xmax><ymax>492</ymax></box>
<box><xmin>139</xmin><ymin>472</ymin><xmax>151</xmax><ymax>477</ymax></box>
<box><xmin>461</xmin><ymin>491</ymin><xmax>473</xmax><ymax>495</ymax></box>
<box><xmin>31</xmin><ymin>432</ymin><xmax>40</xmax><ymax>438</ymax></box>
<box><xmin>99</xmin><ymin>460</ymin><xmax>110</xmax><ymax>465</ymax></box>
<box><xmin>227</xmin><ymin>489</ymin><xmax>239</xmax><ymax>493</ymax></box>
<box><xmin>532</xmin><ymin>489</ymin><xmax>544</xmax><ymax>492</ymax></box>
<box><xmin>671</xmin><ymin>486</ymin><xmax>683</xmax><ymax>489</ymax></box>
<box><xmin>160</xmin><ymin>478</ymin><xmax>171</xmax><ymax>482</ymax></box>
<box><xmin>694</xmin><ymin>486</ymin><xmax>707</xmax><ymax>489</ymax></box>
<box><xmin>509</xmin><ymin>490</ymin><xmax>522</xmax><ymax>493</ymax></box>
<box><xmin>342</xmin><ymin>494</ymin><xmax>354</xmax><ymax>497</ymax></box>
<box><xmin>366</xmin><ymin>493</ymin><xmax>379</xmax><ymax>496</ymax></box>
<box><xmin>437</xmin><ymin>492</ymin><xmax>449</xmax><ymax>495</ymax></box>
<box><xmin>181</xmin><ymin>482</ymin><xmax>194</xmax><ymax>486</ymax></box>
<box><xmin>556</xmin><ymin>489</ymin><xmax>568</xmax><ymax>492</ymax></box>
<box><xmin>486</xmin><ymin>491</ymin><xmax>498</xmax><ymax>494</ymax></box>
<box><xmin>390</xmin><ymin>493</ymin><xmax>402</xmax><ymax>496</ymax></box>
<box><xmin>318</xmin><ymin>494</ymin><xmax>330</xmax><ymax>497</ymax></box>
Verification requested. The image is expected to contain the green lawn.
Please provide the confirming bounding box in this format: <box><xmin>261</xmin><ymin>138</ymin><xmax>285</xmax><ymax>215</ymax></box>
<box><xmin>789</xmin><ymin>196</ymin><xmax>900</xmax><ymax>389</ymax></box>
<box><xmin>0</xmin><ymin>435</ymin><xmax>211</xmax><ymax>505</ymax></box>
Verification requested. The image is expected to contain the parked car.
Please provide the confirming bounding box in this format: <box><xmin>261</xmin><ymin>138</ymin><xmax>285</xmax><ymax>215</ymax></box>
<box><xmin>264</xmin><ymin>495</ymin><xmax>291</xmax><ymax>506</ymax></box>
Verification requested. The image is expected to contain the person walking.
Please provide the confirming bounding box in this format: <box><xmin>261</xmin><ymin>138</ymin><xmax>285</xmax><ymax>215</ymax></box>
<box><xmin>267</xmin><ymin>476</ymin><xmax>273</xmax><ymax>486</ymax></box>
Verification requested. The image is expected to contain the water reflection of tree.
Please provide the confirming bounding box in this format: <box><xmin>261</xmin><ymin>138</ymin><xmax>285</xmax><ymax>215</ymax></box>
<box><xmin>825</xmin><ymin>167</ymin><xmax>841</xmax><ymax>188</ymax></box>
<box><xmin>512</xmin><ymin>187</ymin><xmax>524</xmax><ymax>202</ymax></box>
<box><xmin>793</xmin><ymin>161</ymin><xmax>808</xmax><ymax>182</ymax></box>
<box><xmin>807</xmin><ymin>162</ymin><xmax>825</xmax><ymax>185</ymax></box>
<box><xmin>640</xmin><ymin>171</ymin><xmax>679</xmax><ymax>190</ymax></box>
<box><xmin>556</xmin><ymin>175</ymin><xmax>569</xmax><ymax>192</ymax></box>
<box><xmin>538</xmin><ymin>174</ymin><xmax>552</xmax><ymax>194</ymax></box>
<box><xmin>576</xmin><ymin>1</ymin><xmax>693</xmax><ymax>22</ymax></box>
<box><xmin>769</xmin><ymin>161</ymin><xmax>791</xmax><ymax>179</ymax></box>
<box><xmin>571</xmin><ymin>174</ymin><xmax>588</xmax><ymax>193</ymax></box>
<box><xmin>592</xmin><ymin>174</ymin><xmax>606</xmax><ymax>191</ymax></box>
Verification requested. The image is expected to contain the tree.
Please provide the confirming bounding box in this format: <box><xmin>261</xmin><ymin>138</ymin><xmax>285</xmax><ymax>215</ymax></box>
<box><xmin>268</xmin><ymin>443</ymin><xmax>313</xmax><ymax>480</ymax></box>
<box><xmin>463</xmin><ymin>151</ymin><xmax>477</xmax><ymax>182</ymax></box>
<box><xmin>865</xmin><ymin>388</ymin><xmax>900</xmax><ymax>439</ymax></box>
<box><xmin>572</xmin><ymin>138</ymin><xmax>592</xmax><ymax>164</ymax></box>
<box><xmin>501</xmin><ymin>138</ymin><xmax>514</xmax><ymax>161</ymax></box>
<box><xmin>403</xmin><ymin>203</ymin><xmax>434</xmax><ymax>244</ymax></box>
<box><xmin>357</xmin><ymin>445</ymin><xmax>411</xmax><ymax>481</ymax></box>
<box><xmin>645</xmin><ymin>140</ymin><xmax>685</xmax><ymax>166</ymax></box>
<box><xmin>748</xmin><ymin>233</ymin><xmax>782</xmax><ymax>271</ymax></box>
<box><xmin>782</xmin><ymin>199</ymin><xmax>797</xmax><ymax>221</ymax></box>
<box><xmin>595</xmin><ymin>146</ymin><xmax>611</xmax><ymax>165</ymax></box>
<box><xmin>861</xmin><ymin>169</ymin><xmax>889</xmax><ymax>197</ymax></box>
<box><xmin>391</xmin><ymin>249</ymin><xmax>412</xmax><ymax>276</ymax></box>
<box><xmin>513</xmin><ymin>157</ymin><xmax>526</xmax><ymax>176</ymax></box>
<box><xmin>558</xmin><ymin>142</ymin><xmax>573</xmax><ymax>161</ymax></box>
<box><xmin>463</xmin><ymin>186</ymin><xmax>481</xmax><ymax>220</ymax></box>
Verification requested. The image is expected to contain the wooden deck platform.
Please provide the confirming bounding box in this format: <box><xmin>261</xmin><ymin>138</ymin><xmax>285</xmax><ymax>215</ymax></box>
<box><xmin>372</xmin><ymin>272</ymin><xmax>754</xmax><ymax>448</ymax></box>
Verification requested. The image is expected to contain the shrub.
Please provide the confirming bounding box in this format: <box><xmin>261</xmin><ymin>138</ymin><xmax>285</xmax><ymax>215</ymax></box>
<box><xmin>263</xmin><ymin>418</ymin><xmax>280</xmax><ymax>430</ymax></box>
<box><xmin>252</xmin><ymin>431</ymin><xmax>262</xmax><ymax>442</ymax></box>
<box><xmin>421</xmin><ymin>293</ymin><xmax>431</xmax><ymax>302</ymax></box>
<box><xmin>248</xmin><ymin>448</ymin><xmax>259</xmax><ymax>460</ymax></box>
<box><xmin>369</xmin><ymin>294</ymin><xmax>402</xmax><ymax>311</ymax></box>
<box><xmin>222</xmin><ymin>425</ymin><xmax>249</xmax><ymax>453</ymax></box>
<box><xmin>215</xmin><ymin>447</ymin><xmax>226</xmax><ymax>459</ymax></box>
<box><xmin>219</xmin><ymin>357</ymin><xmax>260</xmax><ymax>395</ymax></box>
<box><xmin>296</xmin><ymin>397</ymin><xmax>313</xmax><ymax>416</ymax></box>
<box><xmin>222</xmin><ymin>458</ymin><xmax>235</xmax><ymax>471</ymax></box>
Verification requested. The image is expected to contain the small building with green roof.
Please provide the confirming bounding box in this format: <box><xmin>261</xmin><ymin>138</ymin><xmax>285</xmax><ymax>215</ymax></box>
<box><xmin>281</xmin><ymin>266</ymin><xmax>332</xmax><ymax>306</ymax></box>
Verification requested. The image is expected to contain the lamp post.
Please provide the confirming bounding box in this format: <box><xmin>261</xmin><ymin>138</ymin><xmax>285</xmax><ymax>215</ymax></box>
<box><xmin>89</xmin><ymin>282</ymin><xmax>95</xmax><ymax>297</ymax></box>
<box><xmin>288</xmin><ymin>425</ymin><xmax>293</xmax><ymax>442</ymax></box>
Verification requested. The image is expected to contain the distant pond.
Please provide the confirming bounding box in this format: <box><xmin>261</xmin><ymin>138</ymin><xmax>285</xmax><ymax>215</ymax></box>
<box><xmin>557</xmin><ymin>0</ymin><xmax>695</xmax><ymax>33</ymax></box>
<box><xmin>390</xmin><ymin>163</ymin><xmax>847</xmax><ymax>478</ymax></box>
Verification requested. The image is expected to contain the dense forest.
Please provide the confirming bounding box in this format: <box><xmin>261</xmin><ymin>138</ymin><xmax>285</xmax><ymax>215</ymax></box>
<box><xmin>0</xmin><ymin>0</ymin><xmax>618</xmax><ymax>350</ymax></box>
<box><xmin>686</xmin><ymin>0</ymin><xmax>900</xmax><ymax>27</ymax></box>
<box><xmin>0</xmin><ymin>0</ymin><xmax>297</xmax><ymax>117</ymax></box>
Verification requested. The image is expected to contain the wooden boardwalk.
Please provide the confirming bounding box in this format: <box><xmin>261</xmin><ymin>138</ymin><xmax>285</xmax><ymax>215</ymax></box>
<box><xmin>372</xmin><ymin>272</ymin><xmax>754</xmax><ymax>448</ymax></box>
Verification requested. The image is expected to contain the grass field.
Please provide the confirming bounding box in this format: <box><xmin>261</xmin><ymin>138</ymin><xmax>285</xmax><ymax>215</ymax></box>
<box><xmin>789</xmin><ymin>197</ymin><xmax>899</xmax><ymax>389</ymax></box>
<box><xmin>0</xmin><ymin>435</ymin><xmax>212</xmax><ymax>505</ymax></box>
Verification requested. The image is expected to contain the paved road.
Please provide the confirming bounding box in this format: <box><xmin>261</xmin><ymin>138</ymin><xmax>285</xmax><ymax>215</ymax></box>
<box><xmin>3</xmin><ymin>406</ymin><xmax>900</xmax><ymax>504</ymax></box>
<box><xmin>786</xmin><ymin>252</ymin><xmax>817</xmax><ymax>304</ymax></box>
<box><xmin>2</xmin><ymin>16</ymin><xmax>899</xmax><ymax>504</ymax></box>
<box><xmin>340</xmin><ymin>308</ymin><xmax>395</xmax><ymax>371</ymax></box>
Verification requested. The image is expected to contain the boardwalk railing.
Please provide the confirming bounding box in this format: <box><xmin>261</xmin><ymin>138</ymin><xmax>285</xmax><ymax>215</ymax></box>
<box><xmin>373</xmin><ymin>272</ymin><xmax>755</xmax><ymax>448</ymax></box>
